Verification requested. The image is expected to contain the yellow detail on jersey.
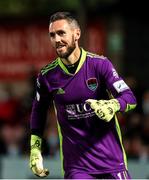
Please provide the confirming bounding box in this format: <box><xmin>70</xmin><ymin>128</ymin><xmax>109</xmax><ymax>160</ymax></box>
<box><xmin>125</xmin><ymin>104</ymin><xmax>136</xmax><ymax>112</ymax></box>
<box><xmin>58</xmin><ymin>48</ymin><xmax>87</xmax><ymax>75</ymax></box>
<box><xmin>115</xmin><ymin>116</ymin><xmax>128</xmax><ymax>169</ymax></box>
<box><xmin>53</xmin><ymin>100</ymin><xmax>64</xmax><ymax>177</ymax></box>
<box><xmin>41</xmin><ymin>59</ymin><xmax>59</xmax><ymax>75</ymax></box>
<box><xmin>57</xmin><ymin>121</ymin><xmax>64</xmax><ymax>177</ymax></box>
<box><xmin>107</xmin><ymin>90</ymin><xmax>128</xmax><ymax>169</ymax></box>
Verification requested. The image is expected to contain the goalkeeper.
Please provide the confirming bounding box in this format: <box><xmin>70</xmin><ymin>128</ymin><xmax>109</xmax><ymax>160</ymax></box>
<box><xmin>29</xmin><ymin>11</ymin><xmax>137</xmax><ymax>179</ymax></box>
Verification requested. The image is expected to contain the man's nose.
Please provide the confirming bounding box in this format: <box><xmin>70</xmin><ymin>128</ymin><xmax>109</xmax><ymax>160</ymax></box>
<box><xmin>55</xmin><ymin>34</ymin><xmax>61</xmax><ymax>42</ymax></box>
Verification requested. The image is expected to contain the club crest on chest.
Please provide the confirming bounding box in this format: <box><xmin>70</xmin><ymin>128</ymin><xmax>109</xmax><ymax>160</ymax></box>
<box><xmin>86</xmin><ymin>78</ymin><xmax>98</xmax><ymax>91</ymax></box>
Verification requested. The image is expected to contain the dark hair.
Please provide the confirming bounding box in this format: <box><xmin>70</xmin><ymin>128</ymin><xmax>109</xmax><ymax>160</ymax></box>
<box><xmin>49</xmin><ymin>11</ymin><xmax>80</xmax><ymax>29</ymax></box>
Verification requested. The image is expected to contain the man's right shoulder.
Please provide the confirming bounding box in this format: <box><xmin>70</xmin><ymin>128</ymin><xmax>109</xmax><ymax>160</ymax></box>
<box><xmin>40</xmin><ymin>58</ymin><xmax>59</xmax><ymax>75</ymax></box>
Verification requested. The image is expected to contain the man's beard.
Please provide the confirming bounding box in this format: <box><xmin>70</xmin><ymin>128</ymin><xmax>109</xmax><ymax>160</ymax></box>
<box><xmin>56</xmin><ymin>38</ymin><xmax>76</xmax><ymax>59</ymax></box>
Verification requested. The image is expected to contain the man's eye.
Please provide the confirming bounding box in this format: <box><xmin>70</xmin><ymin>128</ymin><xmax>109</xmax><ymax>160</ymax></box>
<box><xmin>49</xmin><ymin>32</ymin><xmax>55</xmax><ymax>38</ymax></box>
<box><xmin>58</xmin><ymin>31</ymin><xmax>65</xmax><ymax>36</ymax></box>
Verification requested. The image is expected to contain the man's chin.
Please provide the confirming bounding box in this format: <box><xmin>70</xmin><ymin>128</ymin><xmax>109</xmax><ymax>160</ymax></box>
<box><xmin>56</xmin><ymin>46</ymin><xmax>75</xmax><ymax>58</ymax></box>
<box><xmin>57</xmin><ymin>51</ymin><xmax>68</xmax><ymax>58</ymax></box>
<box><xmin>57</xmin><ymin>52</ymin><xmax>63</xmax><ymax>58</ymax></box>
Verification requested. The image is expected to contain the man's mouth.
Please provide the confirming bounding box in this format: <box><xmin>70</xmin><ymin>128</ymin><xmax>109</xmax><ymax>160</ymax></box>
<box><xmin>56</xmin><ymin>44</ymin><xmax>66</xmax><ymax>50</ymax></box>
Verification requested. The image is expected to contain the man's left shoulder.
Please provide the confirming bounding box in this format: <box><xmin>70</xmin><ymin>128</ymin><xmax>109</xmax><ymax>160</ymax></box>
<box><xmin>87</xmin><ymin>51</ymin><xmax>107</xmax><ymax>60</ymax></box>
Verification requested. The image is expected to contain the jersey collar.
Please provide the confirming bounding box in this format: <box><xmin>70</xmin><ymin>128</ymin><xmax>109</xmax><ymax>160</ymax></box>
<box><xmin>58</xmin><ymin>48</ymin><xmax>87</xmax><ymax>75</ymax></box>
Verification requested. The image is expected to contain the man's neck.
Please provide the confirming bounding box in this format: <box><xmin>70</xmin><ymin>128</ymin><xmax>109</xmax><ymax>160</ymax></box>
<box><xmin>61</xmin><ymin>47</ymin><xmax>81</xmax><ymax>65</ymax></box>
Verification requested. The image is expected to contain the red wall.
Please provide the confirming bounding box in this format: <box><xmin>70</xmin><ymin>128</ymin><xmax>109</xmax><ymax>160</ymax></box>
<box><xmin>0</xmin><ymin>21</ymin><xmax>106</xmax><ymax>81</ymax></box>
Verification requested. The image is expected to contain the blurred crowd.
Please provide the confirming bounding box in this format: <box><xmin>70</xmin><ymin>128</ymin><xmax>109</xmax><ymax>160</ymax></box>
<box><xmin>0</xmin><ymin>68</ymin><xmax>59</xmax><ymax>159</ymax></box>
<box><xmin>119</xmin><ymin>76</ymin><xmax>149</xmax><ymax>162</ymax></box>
<box><xmin>0</xmin><ymin>71</ymin><xmax>149</xmax><ymax>163</ymax></box>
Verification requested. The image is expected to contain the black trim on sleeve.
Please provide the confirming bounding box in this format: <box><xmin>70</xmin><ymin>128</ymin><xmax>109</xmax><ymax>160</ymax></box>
<box><xmin>30</xmin><ymin>129</ymin><xmax>43</xmax><ymax>138</ymax></box>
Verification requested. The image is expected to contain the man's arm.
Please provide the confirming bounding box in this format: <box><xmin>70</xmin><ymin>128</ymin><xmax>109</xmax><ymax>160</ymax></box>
<box><xmin>86</xmin><ymin>58</ymin><xmax>137</xmax><ymax>121</ymax></box>
<box><xmin>30</xmin><ymin>73</ymin><xmax>50</xmax><ymax>135</ymax></box>
<box><xmin>30</xmin><ymin>73</ymin><xmax>51</xmax><ymax>177</ymax></box>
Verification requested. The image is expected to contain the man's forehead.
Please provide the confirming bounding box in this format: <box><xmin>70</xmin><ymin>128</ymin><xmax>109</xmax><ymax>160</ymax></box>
<box><xmin>49</xmin><ymin>19</ymin><xmax>70</xmax><ymax>31</ymax></box>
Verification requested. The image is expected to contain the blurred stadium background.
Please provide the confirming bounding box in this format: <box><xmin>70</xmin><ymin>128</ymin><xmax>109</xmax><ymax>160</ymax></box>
<box><xmin>0</xmin><ymin>0</ymin><xmax>149</xmax><ymax>178</ymax></box>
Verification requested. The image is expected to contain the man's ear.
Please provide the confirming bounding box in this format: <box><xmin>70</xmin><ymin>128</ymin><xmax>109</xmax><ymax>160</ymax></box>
<box><xmin>75</xmin><ymin>29</ymin><xmax>81</xmax><ymax>41</ymax></box>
